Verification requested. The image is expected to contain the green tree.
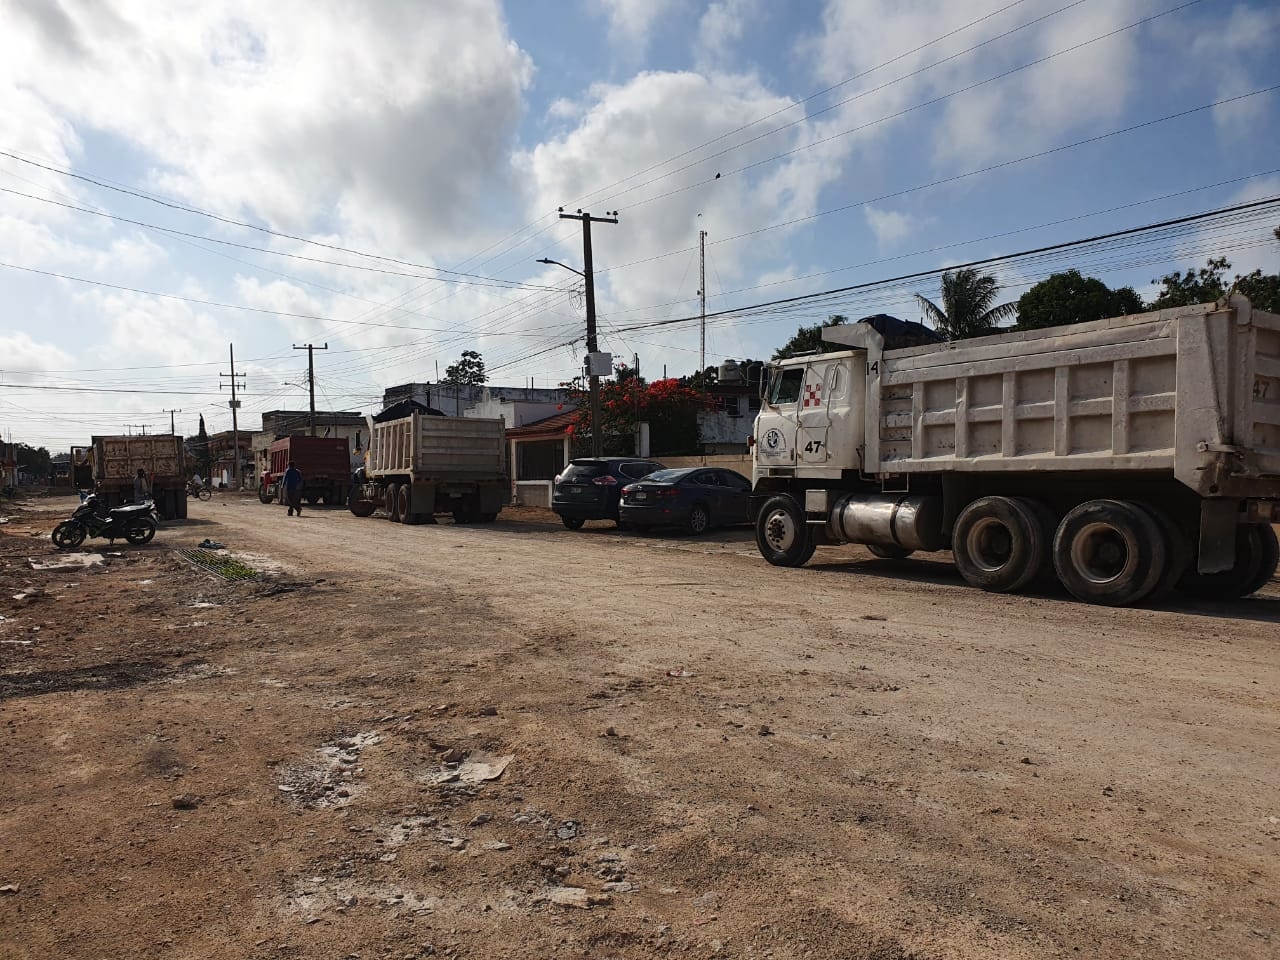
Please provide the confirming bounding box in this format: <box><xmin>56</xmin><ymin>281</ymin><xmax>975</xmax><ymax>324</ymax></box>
<box><xmin>915</xmin><ymin>268</ymin><xmax>1016</xmax><ymax>340</ymax></box>
<box><xmin>771</xmin><ymin>315</ymin><xmax>847</xmax><ymax>360</ymax></box>
<box><xmin>1148</xmin><ymin>257</ymin><xmax>1230</xmax><ymax>310</ymax></box>
<box><xmin>15</xmin><ymin>443</ymin><xmax>52</xmax><ymax>478</ymax></box>
<box><xmin>442</xmin><ymin>350</ymin><xmax>488</xmax><ymax>385</ymax></box>
<box><xmin>1015</xmin><ymin>270</ymin><xmax>1144</xmax><ymax>331</ymax></box>
<box><xmin>194</xmin><ymin>414</ymin><xmax>211</xmax><ymax>476</ymax></box>
<box><xmin>1148</xmin><ymin>256</ymin><xmax>1280</xmax><ymax>313</ymax></box>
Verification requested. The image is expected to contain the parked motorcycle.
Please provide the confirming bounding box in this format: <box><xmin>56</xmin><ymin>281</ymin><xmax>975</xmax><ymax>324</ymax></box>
<box><xmin>51</xmin><ymin>494</ymin><xmax>158</xmax><ymax>549</ymax></box>
<box><xmin>187</xmin><ymin>479</ymin><xmax>212</xmax><ymax>501</ymax></box>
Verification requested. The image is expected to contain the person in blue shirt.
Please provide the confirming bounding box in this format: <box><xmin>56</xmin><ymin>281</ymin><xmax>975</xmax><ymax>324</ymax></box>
<box><xmin>282</xmin><ymin>460</ymin><xmax>304</xmax><ymax>517</ymax></box>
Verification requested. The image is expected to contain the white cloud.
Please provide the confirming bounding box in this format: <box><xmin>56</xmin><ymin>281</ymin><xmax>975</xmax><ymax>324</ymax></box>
<box><xmin>696</xmin><ymin>0</ymin><xmax>758</xmax><ymax>69</ymax></box>
<box><xmin>863</xmin><ymin>206</ymin><xmax>917</xmax><ymax>248</ymax></box>
<box><xmin>596</xmin><ymin>0</ymin><xmax>686</xmax><ymax>53</ymax></box>
<box><xmin>802</xmin><ymin>0</ymin><xmax>1152</xmax><ymax>168</ymax></box>
<box><xmin>2</xmin><ymin>0</ymin><xmax>533</xmax><ymax>256</ymax></box>
<box><xmin>1188</xmin><ymin>3</ymin><xmax>1280</xmax><ymax>134</ymax></box>
<box><xmin>0</xmin><ymin>332</ymin><xmax>75</xmax><ymax>377</ymax></box>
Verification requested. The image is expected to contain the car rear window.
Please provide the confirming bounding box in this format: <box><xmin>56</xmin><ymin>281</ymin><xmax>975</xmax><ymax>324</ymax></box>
<box><xmin>641</xmin><ymin>468</ymin><xmax>687</xmax><ymax>483</ymax></box>
<box><xmin>619</xmin><ymin>461</ymin><xmax>662</xmax><ymax>480</ymax></box>
<box><xmin>560</xmin><ymin>462</ymin><xmax>607</xmax><ymax>481</ymax></box>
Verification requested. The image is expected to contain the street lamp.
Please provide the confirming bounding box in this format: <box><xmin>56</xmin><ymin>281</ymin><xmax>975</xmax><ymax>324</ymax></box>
<box><xmin>538</xmin><ymin>256</ymin><xmax>606</xmax><ymax>457</ymax></box>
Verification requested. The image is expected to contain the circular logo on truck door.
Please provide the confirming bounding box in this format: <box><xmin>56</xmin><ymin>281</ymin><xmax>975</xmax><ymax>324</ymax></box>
<box><xmin>762</xmin><ymin>428</ymin><xmax>785</xmax><ymax>453</ymax></box>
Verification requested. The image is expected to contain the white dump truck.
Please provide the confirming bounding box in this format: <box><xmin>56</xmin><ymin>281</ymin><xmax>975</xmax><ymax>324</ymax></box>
<box><xmin>347</xmin><ymin>412</ymin><xmax>509</xmax><ymax>523</ymax></box>
<box><xmin>751</xmin><ymin>296</ymin><xmax>1280</xmax><ymax>606</ymax></box>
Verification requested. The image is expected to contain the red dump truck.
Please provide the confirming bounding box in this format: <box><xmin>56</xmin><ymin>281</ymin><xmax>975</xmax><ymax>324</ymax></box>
<box><xmin>258</xmin><ymin>436</ymin><xmax>351</xmax><ymax>507</ymax></box>
<box><xmin>91</xmin><ymin>434</ymin><xmax>188</xmax><ymax>520</ymax></box>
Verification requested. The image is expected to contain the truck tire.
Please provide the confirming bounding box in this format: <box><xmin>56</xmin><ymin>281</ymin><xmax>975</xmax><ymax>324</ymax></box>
<box><xmin>1180</xmin><ymin>524</ymin><xmax>1276</xmax><ymax>600</ymax></box>
<box><xmin>349</xmin><ymin>498</ymin><xmax>376</xmax><ymax>518</ymax></box>
<box><xmin>386</xmin><ymin>483</ymin><xmax>401</xmax><ymax>523</ymax></box>
<box><xmin>258</xmin><ymin>484</ymin><xmax>274</xmax><ymax>504</ymax></box>
<box><xmin>1134</xmin><ymin>503</ymin><xmax>1190</xmax><ymax>601</ymax></box>
<box><xmin>1053</xmin><ymin>500</ymin><xmax>1167</xmax><ymax>606</ymax></box>
<box><xmin>396</xmin><ymin>485</ymin><xmax>416</xmax><ymax>524</ymax></box>
<box><xmin>756</xmin><ymin>495</ymin><xmax>815</xmax><ymax>567</ymax></box>
<box><xmin>952</xmin><ymin>496</ymin><xmax>1048</xmax><ymax>593</ymax></box>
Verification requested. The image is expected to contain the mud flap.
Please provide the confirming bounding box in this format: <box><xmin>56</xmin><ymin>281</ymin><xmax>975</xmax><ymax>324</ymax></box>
<box><xmin>1197</xmin><ymin>500</ymin><xmax>1238</xmax><ymax>573</ymax></box>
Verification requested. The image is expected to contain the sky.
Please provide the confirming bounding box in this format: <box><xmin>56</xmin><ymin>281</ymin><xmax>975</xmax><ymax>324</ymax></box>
<box><xmin>1</xmin><ymin>0</ymin><xmax>1278</xmax><ymax>450</ymax></box>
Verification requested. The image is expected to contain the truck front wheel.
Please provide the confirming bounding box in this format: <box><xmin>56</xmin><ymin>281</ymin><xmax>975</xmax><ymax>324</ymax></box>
<box><xmin>756</xmin><ymin>495</ymin><xmax>815</xmax><ymax>567</ymax></box>
<box><xmin>258</xmin><ymin>484</ymin><xmax>274</xmax><ymax>504</ymax></box>
<box><xmin>952</xmin><ymin>496</ymin><xmax>1049</xmax><ymax>594</ymax></box>
<box><xmin>1053</xmin><ymin>500</ymin><xmax>1166</xmax><ymax>606</ymax></box>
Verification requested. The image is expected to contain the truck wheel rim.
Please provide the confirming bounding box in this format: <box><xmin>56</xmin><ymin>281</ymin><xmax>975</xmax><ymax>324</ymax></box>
<box><xmin>1072</xmin><ymin>522</ymin><xmax>1132</xmax><ymax>585</ymax></box>
<box><xmin>763</xmin><ymin>508</ymin><xmax>796</xmax><ymax>551</ymax></box>
<box><xmin>967</xmin><ymin>517</ymin><xmax>1012</xmax><ymax>572</ymax></box>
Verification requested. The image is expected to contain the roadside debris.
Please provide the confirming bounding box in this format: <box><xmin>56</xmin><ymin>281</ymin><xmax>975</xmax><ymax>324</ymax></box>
<box><xmin>0</xmin><ymin>883</ymin><xmax>19</xmax><ymax>895</ymax></box>
<box><xmin>425</xmin><ymin>752</ymin><xmax>512</xmax><ymax>786</ymax></box>
<box><xmin>667</xmin><ymin>669</ymin><xmax>694</xmax><ymax>678</ymax></box>
<box><xmin>28</xmin><ymin>553</ymin><xmax>105</xmax><ymax>572</ymax></box>
<box><xmin>197</xmin><ymin>539</ymin><xmax>227</xmax><ymax>550</ymax></box>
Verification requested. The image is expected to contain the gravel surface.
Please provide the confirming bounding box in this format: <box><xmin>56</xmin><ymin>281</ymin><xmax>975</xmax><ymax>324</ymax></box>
<box><xmin>1</xmin><ymin>492</ymin><xmax>1277</xmax><ymax>959</ymax></box>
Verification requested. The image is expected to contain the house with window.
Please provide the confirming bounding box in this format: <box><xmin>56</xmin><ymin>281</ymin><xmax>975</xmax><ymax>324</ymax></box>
<box><xmin>697</xmin><ymin>360</ymin><xmax>765</xmax><ymax>454</ymax></box>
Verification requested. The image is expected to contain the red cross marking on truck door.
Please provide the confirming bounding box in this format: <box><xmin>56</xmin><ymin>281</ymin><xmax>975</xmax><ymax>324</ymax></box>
<box><xmin>803</xmin><ymin>383</ymin><xmax>822</xmax><ymax>408</ymax></box>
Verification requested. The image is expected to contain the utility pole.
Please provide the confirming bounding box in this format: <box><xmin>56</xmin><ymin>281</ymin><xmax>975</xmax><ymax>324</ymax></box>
<box><xmin>699</xmin><ymin>229</ymin><xmax>707</xmax><ymax>375</ymax></box>
<box><xmin>294</xmin><ymin>343</ymin><xmax>328</xmax><ymax>436</ymax></box>
<box><xmin>633</xmin><ymin>353</ymin><xmax>641</xmax><ymax>457</ymax></box>
<box><xmin>163</xmin><ymin>409</ymin><xmax>181</xmax><ymax>435</ymax></box>
<box><xmin>559</xmin><ymin>209</ymin><xmax>618</xmax><ymax>457</ymax></box>
<box><xmin>220</xmin><ymin>344</ymin><xmax>245</xmax><ymax>490</ymax></box>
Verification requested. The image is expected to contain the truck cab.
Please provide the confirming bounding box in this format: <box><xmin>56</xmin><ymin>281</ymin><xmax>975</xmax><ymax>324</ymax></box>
<box><xmin>754</xmin><ymin>350</ymin><xmax>866</xmax><ymax>483</ymax></box>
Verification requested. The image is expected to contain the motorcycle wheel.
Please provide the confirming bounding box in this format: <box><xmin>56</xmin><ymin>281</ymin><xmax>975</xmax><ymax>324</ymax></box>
<box><xmin>197</xmin><ymin>487</ymin><xmax>212</xmax><ymax>501</ymax></box>
<box><xmin>125</xmin><ymin>519</ymin><xmax>157</xmax><ymax>545</ymax></box>
<box><xmin>52</xmin><ymin>521</ymin><xmax>86</xmax><ymax>549</ymax></box>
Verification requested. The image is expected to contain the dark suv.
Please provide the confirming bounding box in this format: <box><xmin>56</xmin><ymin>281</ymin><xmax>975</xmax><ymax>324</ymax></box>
<box><xmin>552</xmin><ymin>457</ymin><xmax>665</xmax><ymax>529</ymax></box>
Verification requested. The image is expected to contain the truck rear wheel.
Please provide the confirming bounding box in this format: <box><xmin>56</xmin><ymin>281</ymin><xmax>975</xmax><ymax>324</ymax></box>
<box><xmin>1053</xmin><ymin>500</ymin><xmax>1167</xmax><ymax>606</ymax></box>
<box><xmin>1180</xmin><ymin>523</ymin><xmax>1277</xmax><ymax>600</ymax></box>
<box><xmin>756</xmin><ymin>495</ymin><xmax>815</xmax><ymax>567</ymax></box>
<box><xmin>386</xmin><ymin>483</ymin><xmax>401</xmax><ymax>523</ymax></box>
<box><xmin>1134</xmin><ymin>503</ymin><xmax>1190</xmax><ymax>601</ymax></box>
<box><xmin>952</xmin><ymin>496</ymin><xmax>1049</xmax><ymax>594</ymax></box>
<box><xmin>349</xmin><ymin>498</ymin><xmax>376</xmax><ymax>518</ymax></box>
<box><xmin>396</xmin><ymin>485</ymin><xmax>417</xmax><ymax>524</ymax></box>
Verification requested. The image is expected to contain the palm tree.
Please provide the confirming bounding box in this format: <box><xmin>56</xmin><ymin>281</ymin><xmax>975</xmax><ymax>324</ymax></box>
<box><xmin>915</xmin><ymin>268</ymin><xmax>1017</xmax><ymax>340</ymax></box>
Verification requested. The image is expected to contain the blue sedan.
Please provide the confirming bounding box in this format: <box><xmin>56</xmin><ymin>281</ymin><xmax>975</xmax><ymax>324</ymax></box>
<box><xmin>618</xmin><ymin>467</ymin><xmax>756</xmax><ymax>535</ymax></box>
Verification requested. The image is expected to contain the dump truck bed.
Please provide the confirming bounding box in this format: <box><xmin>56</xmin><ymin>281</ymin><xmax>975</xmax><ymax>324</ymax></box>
<box><xmin>367</xmin><ymin>414</ymin><xmax>506</xmax><ymax>481</ymax></box>
<box><xmin>92</xmin><ymin>435</ymin><xmax>185</xmax><ymax>481</ymax></box>
<box><xmin>826</xmin><ymin>296</ymin><xmax>1280</xmax><ymax>499</ymax></box>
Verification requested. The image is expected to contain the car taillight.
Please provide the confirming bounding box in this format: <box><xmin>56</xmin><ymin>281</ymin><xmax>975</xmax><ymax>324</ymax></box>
<box><xmin>621</xmin><ymin>484</ymin><xmax>634</xmax><ymax>495</ymax></box>
<box><xmin>592</xmin><ymin>475</ymin><xmax>618</xmax><ymax>486</ymax></box>
<box><xmin>660</xmin><ymin>488</ymin><xmax>680</xmax><ymax>498</ymax></box>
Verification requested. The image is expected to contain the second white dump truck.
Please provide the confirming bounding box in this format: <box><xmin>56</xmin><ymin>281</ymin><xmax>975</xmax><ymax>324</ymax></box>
<box><xmin>752</xmin><ymin>296</ymin><xmax>1280</xmax><ymax>606</ymax></box>
<box><xmin>348</xmin><ymin>412</ymin><xmax>509</xmax><ymax>524</ymax></box>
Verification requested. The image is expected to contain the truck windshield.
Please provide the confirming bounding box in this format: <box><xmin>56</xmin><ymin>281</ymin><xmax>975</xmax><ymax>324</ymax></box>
<box><xmin>768</xmin><ymin>367</ymin><xmax>805</xmax><ymax>405</ymax></box>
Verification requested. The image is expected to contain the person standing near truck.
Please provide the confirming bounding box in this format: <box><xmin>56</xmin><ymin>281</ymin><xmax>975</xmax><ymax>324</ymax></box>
<box><xmin>133</xmin><ymin>467</ymin><xmax>150</xmax><ymax>502</ymax></box>
<box><xmin>283</xmin><ymin>460</ymin><xmax>304</xmax><ymax>517</ymax></box>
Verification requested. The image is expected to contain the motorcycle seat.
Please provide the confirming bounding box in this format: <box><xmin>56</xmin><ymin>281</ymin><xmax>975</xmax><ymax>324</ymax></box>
<box><xmin>111</xmin><ymin>504</ymin><xmax>152</xmax><ymax>516</ymax></box>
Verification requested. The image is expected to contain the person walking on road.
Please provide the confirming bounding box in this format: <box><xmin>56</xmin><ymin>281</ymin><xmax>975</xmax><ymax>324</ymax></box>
<box><xmin>283</xmin><ymin>460</ymin><xmax>304</xmax><ymax>517</ymax></box>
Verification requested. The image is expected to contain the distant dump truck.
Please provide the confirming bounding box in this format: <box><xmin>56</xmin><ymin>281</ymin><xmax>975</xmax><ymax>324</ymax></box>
<box><xmin>751</xmin><ymin>296</ymin><xmax>1280</xmax><ymax>606</ymax></box>
<box><xmin>348</xmin><ymin>412</ymin><xmax>508</xmax><ymax>523</ymax></box>
<box><xmin>258</xmin><ymin>436</ymin><xmax>351</xmax><ymax>507</ymax></box>
<box><xmin>91</xmin><ymin>433</ymin><xmax>188</xmax><ymax>520</ymax></box>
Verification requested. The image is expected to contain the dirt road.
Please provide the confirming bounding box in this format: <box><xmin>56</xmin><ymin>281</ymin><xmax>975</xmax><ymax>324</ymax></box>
<box><xmin>2</xmin><ymin>494</ymin><xmax>1277</xmax><ymax>960</ymax></box>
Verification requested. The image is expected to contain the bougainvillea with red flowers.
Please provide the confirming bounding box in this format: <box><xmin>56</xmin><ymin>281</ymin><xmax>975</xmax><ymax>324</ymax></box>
<box><xmin>563</xmin><ymin>365</ymin><xmax>713</xmax><ymax>456</ymax></box>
